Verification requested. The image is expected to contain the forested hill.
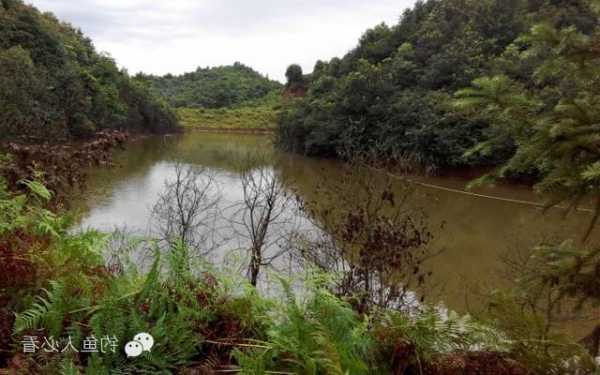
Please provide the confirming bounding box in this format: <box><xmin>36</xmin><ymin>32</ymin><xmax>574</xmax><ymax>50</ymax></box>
<box><xmin>137</xmin><ymin>63</ymin><xmax>282</xmax><ymax>109</ymax></box>
<box><xmin>277</xmin><ymin>0</ymin><xmax>598</xmax><ymax>170</ymax></box>
<box><xmin>0</xmin><ymin>0</ymin><xmax>179</xmax><ymax>141</ymax></box>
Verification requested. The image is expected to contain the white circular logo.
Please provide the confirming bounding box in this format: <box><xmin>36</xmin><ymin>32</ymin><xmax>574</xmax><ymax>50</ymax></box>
<box><xmin>133</xmin><ymin>332</ymin><xmax>154</xmax><ymax>352</ymax></box>
<box><xmin>124</xmin><ymin>332</ymin><xmax>154</xmax><ymax>358</ymax></box>
<box><xmin>124</xmin><ymin>341</ymin><xmax>143</xmax><ymax>358</ymax></box>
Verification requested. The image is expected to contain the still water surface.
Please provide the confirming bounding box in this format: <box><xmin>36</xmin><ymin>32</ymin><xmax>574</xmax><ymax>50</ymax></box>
<box><xmin>75</xmin><ymin>132</ymin><xmax>596</xmax><ymax>335</ymax></box>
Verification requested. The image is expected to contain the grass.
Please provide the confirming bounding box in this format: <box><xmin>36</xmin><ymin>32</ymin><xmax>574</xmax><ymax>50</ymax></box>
<box><xmin>176</xmin><ymin>91</ymin><xmax>282</xmax><ymax>130</ymax></box>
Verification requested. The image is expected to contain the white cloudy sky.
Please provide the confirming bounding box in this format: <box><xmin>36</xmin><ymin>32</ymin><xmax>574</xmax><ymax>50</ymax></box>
<box><xmin>27</xmin><ymin>1</ymin><xmax>416</xmax><ymax>82</ymax></box>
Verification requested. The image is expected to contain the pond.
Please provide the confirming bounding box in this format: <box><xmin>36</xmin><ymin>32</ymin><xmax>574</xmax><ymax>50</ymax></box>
<box><xmin>74</xmin><ymin>132</ymin><xmax>596</xmax><ymax>337</ymax></box>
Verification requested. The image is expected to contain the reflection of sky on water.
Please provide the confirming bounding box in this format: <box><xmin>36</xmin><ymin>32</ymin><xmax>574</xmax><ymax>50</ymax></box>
<box><xmin>78</xmin><ymin>162</ymin><xmax>245</xmax><ymax>236</ymax></box>
<box><xmin>76</xmin><ymin>159</ymin><xmax>311</xmax><ymax>292</ymax></box>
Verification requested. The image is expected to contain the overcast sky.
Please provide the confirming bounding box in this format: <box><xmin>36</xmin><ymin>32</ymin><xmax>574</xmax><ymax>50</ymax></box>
<box><xmin>27</xmin><ymin>0</ymin><xmax>416</xmax><ymax>82</ymax></box>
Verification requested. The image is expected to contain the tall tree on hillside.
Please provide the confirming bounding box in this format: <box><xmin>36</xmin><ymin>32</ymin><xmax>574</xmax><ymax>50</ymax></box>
<box><xmin>285</xmin><ymin>64</ymin><xmax>304</xmax><ymax>88</ymax></box>
<box><xmin>284</xmin><ymin>64</ymin><xmax>307</xmax><ymax>98</ymax></box>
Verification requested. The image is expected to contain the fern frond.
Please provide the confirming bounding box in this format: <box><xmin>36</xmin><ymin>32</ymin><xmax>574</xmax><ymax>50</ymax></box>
<box><xmin>14</xmin><ymin>280</ymin><xmax>66</xmax><ymax>334</ymax></box>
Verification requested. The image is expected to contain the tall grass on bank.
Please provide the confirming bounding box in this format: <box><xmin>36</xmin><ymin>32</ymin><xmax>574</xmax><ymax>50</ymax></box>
<box><xmin>177</xmin><ymin>91</ymin><xmax>281</xmax><ymax>130</ymax></box>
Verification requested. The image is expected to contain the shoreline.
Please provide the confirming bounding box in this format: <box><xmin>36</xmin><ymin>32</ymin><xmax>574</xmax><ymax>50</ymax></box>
<box><xmin>183</xmin><ymin>126</ymin><xmax>275</xmax><ymax>134</ymax></box>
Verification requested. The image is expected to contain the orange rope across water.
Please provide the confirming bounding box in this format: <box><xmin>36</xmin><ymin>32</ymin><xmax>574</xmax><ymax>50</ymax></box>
<box><xmin>382</xmin><ymin>171</ymin><xmax>594</xmax><ymax>214</ymax></box>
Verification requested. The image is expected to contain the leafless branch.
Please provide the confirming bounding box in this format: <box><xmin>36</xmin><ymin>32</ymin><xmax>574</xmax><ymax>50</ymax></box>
<box><xmin>151</xmin><ymin>162</ymin><xmax>223</xmax><ymax>260</ymax></box>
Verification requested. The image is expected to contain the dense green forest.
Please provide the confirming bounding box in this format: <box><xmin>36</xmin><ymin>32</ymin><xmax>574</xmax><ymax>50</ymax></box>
<box><xmin>0</xmin><ymin>0</ymin><xmax>179</xmax><ymax>141</ymax></box>
<box><xmin>277</xmin><ymin>0</ymin><xmax>598</xmax><ymax>171</ymax></box>
<box><xmin>137</xmin><ymin>63</ymin><xmax>282</xmax><ymax>109</ymax></box>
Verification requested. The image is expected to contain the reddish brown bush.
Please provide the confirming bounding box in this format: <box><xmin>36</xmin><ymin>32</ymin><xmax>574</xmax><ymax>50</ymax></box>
<box><xmin>0</xmin><ymin>231</ymin><xmax>40</xmax><ymax>291</ymax></box>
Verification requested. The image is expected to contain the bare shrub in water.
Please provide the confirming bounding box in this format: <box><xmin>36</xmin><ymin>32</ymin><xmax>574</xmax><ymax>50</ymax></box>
<box><xmin>152</xmin><ymin>162</ymin><xmax>221</xmax><ymax>259</ymax></box>
<box><xmin>231</xmin><ymin>152</ymin><xmax>298</xmax><ymax>286</ymax></box>
<box><xmin>293</xmin><ymin>155</ymin><xmax>437</xmax><ymax>313</ymax></box>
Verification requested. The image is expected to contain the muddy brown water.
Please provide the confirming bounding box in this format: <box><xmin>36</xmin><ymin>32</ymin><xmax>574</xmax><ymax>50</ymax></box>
<box><xmin>74</xmin><ymin>132</ymin><xmax>598</xmax><ymax>339</ymax></box>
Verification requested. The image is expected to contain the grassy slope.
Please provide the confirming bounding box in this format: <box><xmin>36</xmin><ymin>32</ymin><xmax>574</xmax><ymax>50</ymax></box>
<box><xmin>176</xmin><ymin>91</ymin><xmax>281</xmax><ymax>130</ymax></box>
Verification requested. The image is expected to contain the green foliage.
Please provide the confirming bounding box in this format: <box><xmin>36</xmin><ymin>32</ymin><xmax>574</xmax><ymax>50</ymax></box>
<box><xmin>20</xmin><ymin>179</ymin><xmax>52</xmax><ymax>202</ymax></box>
<box><xmin>374</xmin><ymin>308</ymin><xmax>510</xmax><ymax>368</ymax></box>
<box><xmin>0</xmin><ymin>45</ymin><xmax>50</xmax><ymax>138</ymax></box>
<box><xmin>137</xmin><ymin>62</ymin><xmax>281</xmax><ymax>109</ymax></box>
<box><xmin>276</xmin><ymin>0</ymin><xmax>538</xmax><ymax>167</ymax></box>
<box><xmin>454</xmin><ymin>1</ymin><xmax>600</xmax><ymax>239</ymax></box>
<box><xmin>177</xmin><ymin>91</ymin><xmax>281</xmax><ymax>130</ymax></box>
<box><xmin>234</xmin><ymin>278</ymin><xmax>376</xmax><ymax>374</ymax></box>
<box><xmin>285</xmin><ymin>64</ymin><xmax>303</xmax><ymax>85</ymax></box>
<box><xmin>119</xmin><ymin>78</ymin><xmax>179</xmax><ymax>134</ymax></box>
<box><xmin>0</xmin><ymin>176</ymin><xmax>61</xmax><ymax>235</ymax></box>
<box><xmin>59</xmin><ymin>359</ymin><xmax>80</xmax><ymax>375</ymax></box>
<box><xmin>454</xmin><ymin>6</ymin><xmax>600</xmax><ymax>359</ymax></box>
<box><xmin>0</xmin><ymin>188</ymin><xmax>27</xmax><ymax>234</ymax></box>
<box><xmin>15</xmin><ymin>280</ymin><xmax>68</xmax><ymax>336</ymax></box>
<box><xmin>0</xmin><ymin>0</ymin><xmax>179</xmax><ymax>141</ymax></box>
<box><xmin>285</xmin><ymin>64</ymin><xmax>306</xmax><ymax>93</ymax></box>
<box><xmin>533</xmin><ymin>240</ymin><xmax>600</xmax><ymax>307</ymax></box>
<box><xmin>12</xmin><ymin>242</ymin><xmax>206</xmax><ymax>373</ymax></box>
<box><xmin>478</xmin><ymin>289</ymin><xmax>598</xmax><ymax>374</ymax></box>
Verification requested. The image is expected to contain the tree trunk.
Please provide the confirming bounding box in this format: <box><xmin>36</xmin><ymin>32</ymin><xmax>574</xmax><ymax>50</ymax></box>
<box><xmin>249</xmin><ymin>245</ymin><xmax>261</xmax><ymax>287</ymax></box>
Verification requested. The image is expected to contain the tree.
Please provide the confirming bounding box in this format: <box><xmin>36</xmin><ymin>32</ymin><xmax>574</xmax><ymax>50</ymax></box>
<box><xmin>137</xmin><ymin>64</ymin><xmax>281</xmax><ymax>109</ymax></box>
<box><xmin>0</xmin><ymin>0</ymin><xmax>180</xmax><ymax>141</ymax></box>
<box><xmin>285</xmin><ymin>64</ymin><xmax>304</xmax><ymax>89</ymax></box>
<box><xmin>152</xmin><ymin>162</ymin><xmax>221</xmax><ymax>261</ymax></box>
<box><xmin>454</xmin><ymin>0</ymin><xmax>600</xmax><ymax>357</ymax></box>
<box><xmin>231</xmin><ymin>153</ymin><xmax>296</xmax><ymax>286</ymax></box>
<box><xmin>276</xmin><ymin>0</ymin><xmax>532</xmax><ymax>168</ymax></box>
<box><xmin>355</xmin><ymin>23</ymin><xmax>395</xmax><ymax>63</ymax></box>
<box><xmin>454</xmin><ymin>19</ymin><xmax>600</xmax><ymax>240</ymax></box>
<box><xmin>0</xmin><ymin>46</ymin><xmax>52</xmax><ymax>140</ymax></box>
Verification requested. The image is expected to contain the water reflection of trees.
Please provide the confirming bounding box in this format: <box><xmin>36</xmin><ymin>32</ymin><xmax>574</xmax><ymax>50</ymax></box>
<box><xmin>85</xmin><ymin>133</ymin><xmax>274</xmax><ymax>197</ymax></box>
<box><xmin>148</xmin><ymin>153</ymin><xmax>438</xmax><ymax>314</ymax></box>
